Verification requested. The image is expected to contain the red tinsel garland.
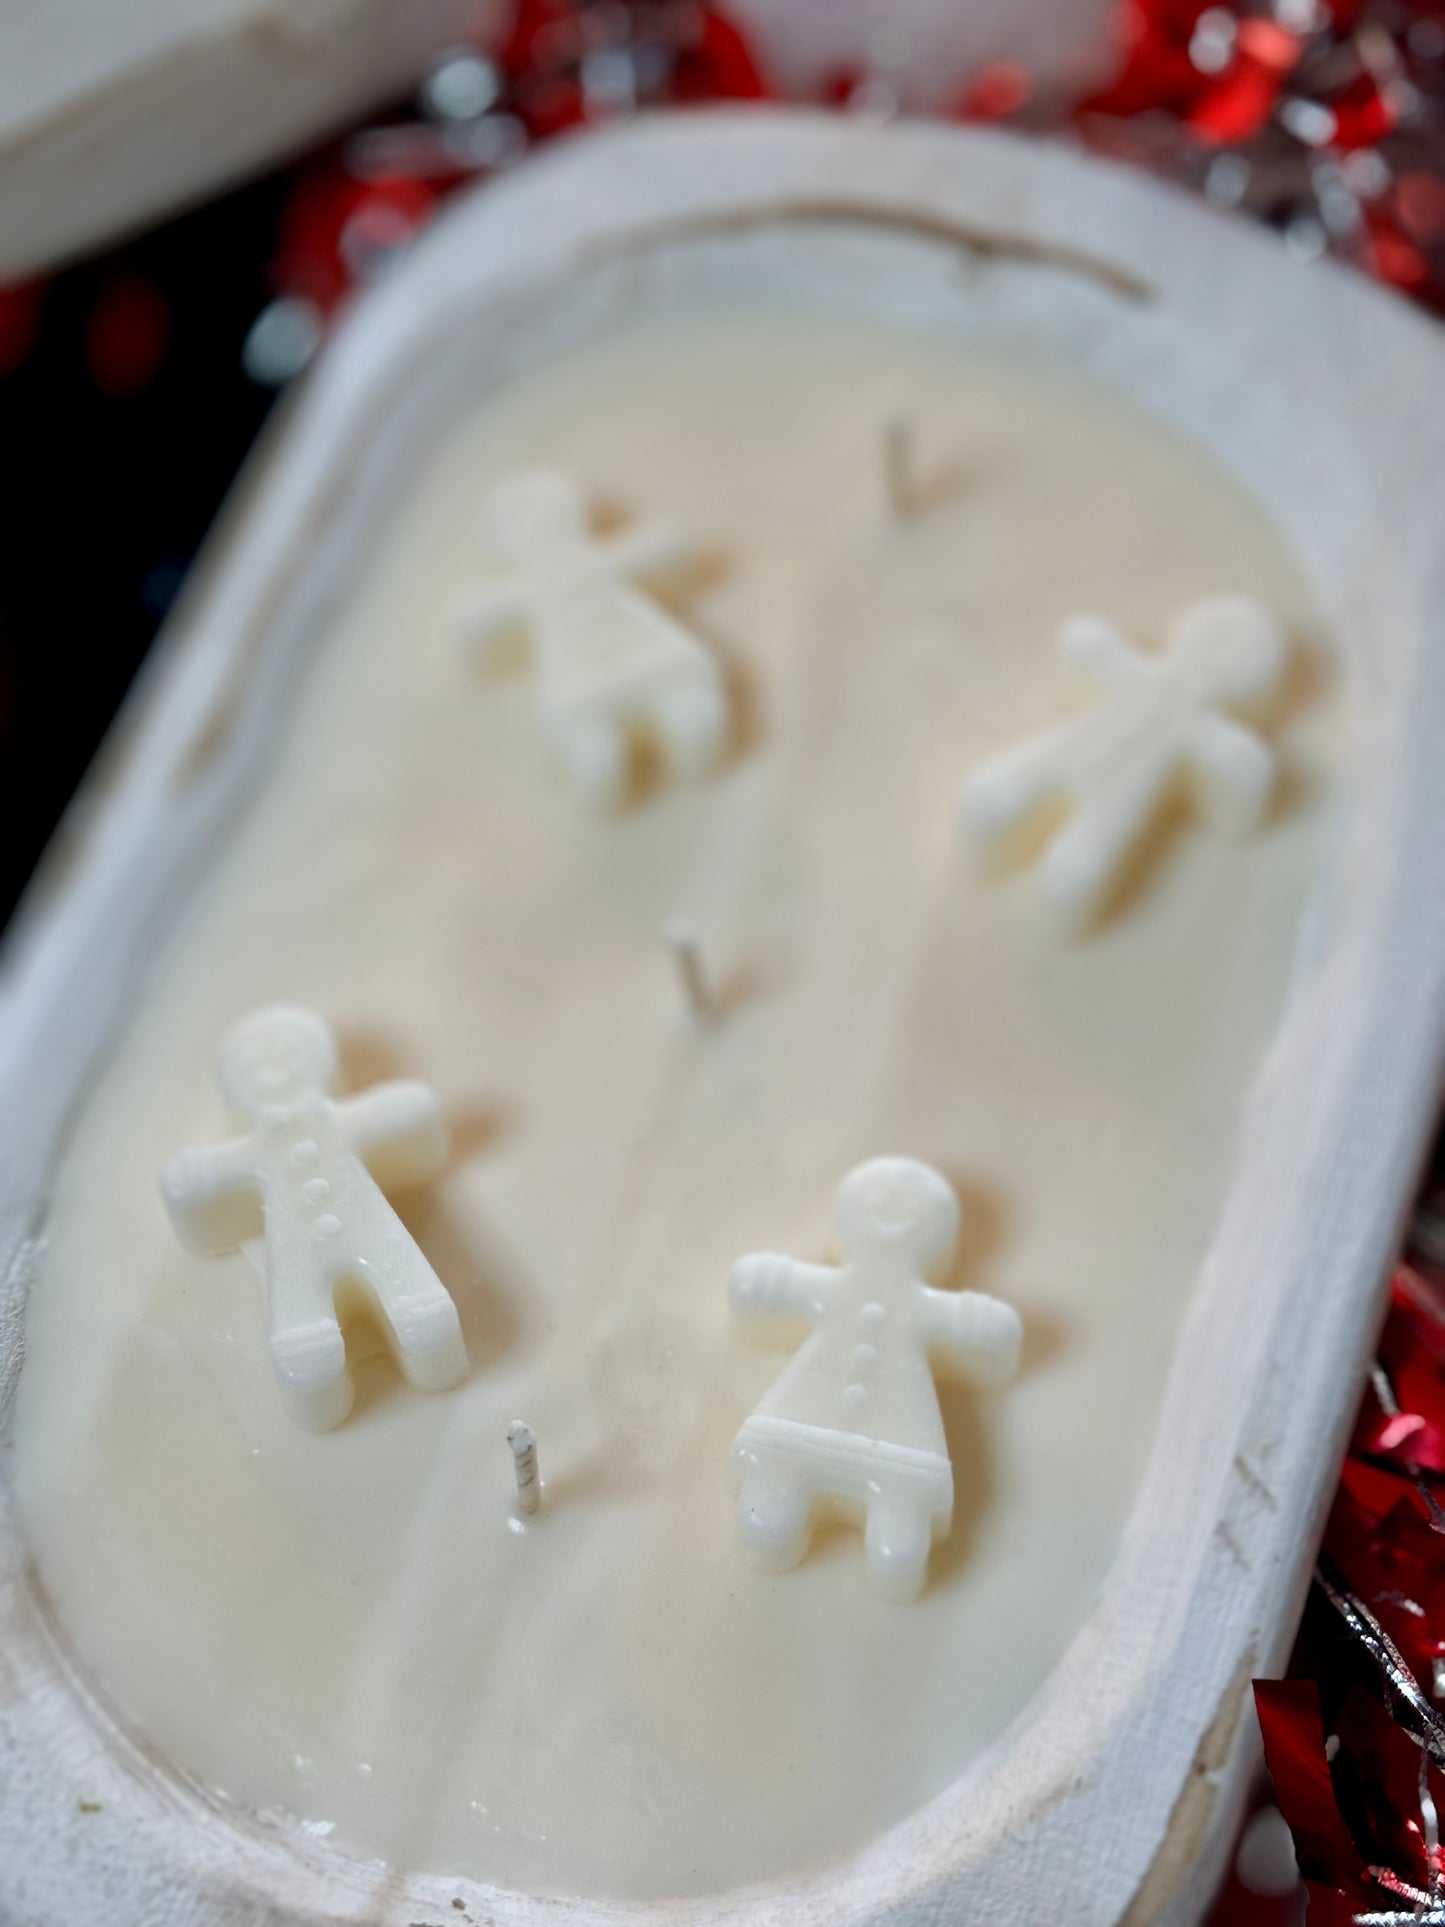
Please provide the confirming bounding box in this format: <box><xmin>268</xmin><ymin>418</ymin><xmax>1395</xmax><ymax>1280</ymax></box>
<box><xmin>1077</xmin><ymin>0</ymin><xmax>1445</xmax><ymax>308</ymax></box>
<box><xmin>1254</xmin><ymin>1261</ymin><xmax>1445</xmax><ymax>1923</ymax></box>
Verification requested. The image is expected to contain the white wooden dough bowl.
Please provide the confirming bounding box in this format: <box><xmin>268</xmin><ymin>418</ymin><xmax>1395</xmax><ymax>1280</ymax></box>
<box><xmin>4</xmin><ymin>108</ymin><xmax>1445</xmax><ymax>1927</ymax></box>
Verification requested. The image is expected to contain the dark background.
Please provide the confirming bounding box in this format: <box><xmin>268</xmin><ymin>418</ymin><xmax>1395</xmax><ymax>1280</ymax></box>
<box><xmin>0</xmin><ymin>172</ymin><xmax>292</xmax><ymax>929</ymax></box>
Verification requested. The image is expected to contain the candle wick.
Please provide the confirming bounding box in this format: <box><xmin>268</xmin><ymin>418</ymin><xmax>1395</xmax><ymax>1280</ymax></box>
<box><xmin>664</xmin><ymin>918</ymin><xmax>711</xmax><ymax>1023</ymax></box>
<box><xmin>507</xmin><ymin>1419</ymin><xmax>541</xmax><ymax>1515</ymax></box>
<box><xmin>884</xmin><ymin>415</ymin><xmax>914</xmax><ymax>519</ymax></box>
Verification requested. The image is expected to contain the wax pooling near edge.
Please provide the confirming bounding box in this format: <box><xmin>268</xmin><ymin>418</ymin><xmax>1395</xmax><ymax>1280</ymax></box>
<box><xmin>11</xmin><ymin>309</ymin><xmax>1339</xmax><ymax>1901</ymax></box>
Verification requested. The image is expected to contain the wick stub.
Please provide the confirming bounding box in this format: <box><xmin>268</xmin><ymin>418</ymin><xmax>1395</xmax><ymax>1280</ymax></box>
<box><xmin>664</xmin><ymin>919</ymin><xmax>710</xmax><ymax>1023</ymax></box>
<box><xmin>508</xmin><ymin>1419</ymin><xmax>540</xmax><ymax>1515</ymax></box>
<box><xmin>883</xmin><ymin>416</ymin><xmax>913</xmax><ymax>519</ymax></box>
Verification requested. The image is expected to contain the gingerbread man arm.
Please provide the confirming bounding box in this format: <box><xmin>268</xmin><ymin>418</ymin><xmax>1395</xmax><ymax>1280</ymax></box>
<box><xmin>1036</xmin><ymin>745</ymin><xmax>1176</xmax><ymax>936</ymax></box>
<box><xmin>159</xmin><ymin>1137</ymin><xmax>262</xmax><ymax>1256</ymax></box>
<box><xmin>915</xmin><ymin>1284</ymin><xmax>1022</xmax><ymax>1389</ymax></box>
<box><xmin>335</xmin><ymin>1081</ymin><xmax>448</xmax><ymax>1193</ymax></box>
<box><xmin>601</xmin><ymin>519</ymin><xmax>697</xmax><ymax>594</ymax></box>
<box><xmin>1057</xmin><ymin>612</ymin><xmax>1149</xmax><ymax>692</ymax></box>
<box><xmin>457</xmin><ymin>578</ymin><xmax>530</xmax><ymax>670</ymax></box>
<box><xmin>957</xmin><ymin>712</ymin><xmax>1092</xmax><ymax>857</ymax></box>
<box><xmin>729</xmin><ymin>1253</ymin><xmax>840</xmax><ymax>1346</ymax></box>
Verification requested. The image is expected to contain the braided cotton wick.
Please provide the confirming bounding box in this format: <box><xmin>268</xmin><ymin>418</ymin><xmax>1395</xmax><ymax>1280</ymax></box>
<box><xmin>507</xmin><ymin>1420</ymin><xmax>540</xmax><ymax>1515</ymax></box>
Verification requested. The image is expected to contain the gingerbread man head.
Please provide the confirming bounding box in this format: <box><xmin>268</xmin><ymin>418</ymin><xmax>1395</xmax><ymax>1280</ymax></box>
<box><xmin>217</xmin><ymin>1005</ymin><xmax>337</xmax><ymax>1122</ymax></box>
<box><xmin>1162</xmin><ymin>594</ymin><xmax>1287</xmax><ymax>717</ymax></box>
<box><xmin>478</xmin><ymin>471</ymin><xmax>589</xmax><ymax>569</ymax></box>
<box><xmin>833</xmin><ymin>1156</ymin><xmax>960</xmax><ymax>1283</ymax></box>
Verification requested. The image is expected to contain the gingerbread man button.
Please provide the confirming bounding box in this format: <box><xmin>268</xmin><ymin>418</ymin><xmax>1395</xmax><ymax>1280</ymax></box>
<box><xmin>160</xmin><ymin>1006</ymin><xmax>468</xmax><ymax>1432</ymax></box>
<box><xmin>728</xmin><ymin>1157</ymin><xmax>1021</xmax><ymax>1604</ymax></box>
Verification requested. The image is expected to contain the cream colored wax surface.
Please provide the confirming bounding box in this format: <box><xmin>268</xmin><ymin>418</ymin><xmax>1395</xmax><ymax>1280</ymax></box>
<box><xmin>12</xmin><ymin>310</ymin><xmax>1338</xmax><ymax>1901</ymax></box>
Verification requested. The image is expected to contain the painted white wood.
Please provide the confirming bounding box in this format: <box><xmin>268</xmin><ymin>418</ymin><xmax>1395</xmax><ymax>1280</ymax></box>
<box><xmin>0</xmin><ymin>0</ymin><xmax>1117</xmax><ymax>278</ymax></box>
<box><xmin>0</xmin><ymin>0</ymin><xmax>505</xmax><ymax>277</ymax></box>
<box><xmin>3</xmin><ymin>110</ymin><xmax>1445</xmax><ymax>1926</ymax></box>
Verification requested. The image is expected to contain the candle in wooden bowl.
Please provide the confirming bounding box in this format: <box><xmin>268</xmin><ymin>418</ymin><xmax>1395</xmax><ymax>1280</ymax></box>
<box><xmin>3</xmin><ymin>112</ymin><xmax>1445</xmax><ymax>1927</ymax></box>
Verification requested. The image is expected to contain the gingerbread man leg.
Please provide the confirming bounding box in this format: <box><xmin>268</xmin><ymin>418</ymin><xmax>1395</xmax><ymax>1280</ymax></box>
<box><xmin>733</xmin><ymin>1444</ymin><xmax>813</xmax><ymax>1574</ymax></box>
<box><xmin>649</xmin><ymin>672</ymin><xmax>727</xmax><ymax>784</ymax></box>
<box><xmin>269</xmin><ymin>1277</ymin><xmax>354</xmax><ymax>1434</ymax></box>
<box><xmin>347</xmin><ymin>1197</ymin><xmax>468</xmax><ymax>1395</ymax></box>
<box><xmin>865</xmin><ymin>1496</ymin><xmax>936</xmax><ymax>1605</ymax></box>
<box><xmin>1038</xmin><ymin>750</ymin><xmax>1171</xmax><ymax>935</ymax></box>
<box><xmin>542</xmin><ymin>705</ymin><xmax>628</xmax><ymax>810</ymax></box>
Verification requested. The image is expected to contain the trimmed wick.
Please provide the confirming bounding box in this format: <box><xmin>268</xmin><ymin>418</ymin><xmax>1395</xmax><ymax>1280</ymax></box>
<box><xmin>664</xmin><ymin>918</ymin><xmax>711</xmax><ymax>1023</ymax></box>
<box><xmin>883</xmin><ymin>415</ymin><xmax>914</xmax><ymax>519</ymax></box>
<box><xmin>507</xmin><ymin>1419</ymin><xmax>540</xmax><ymax>1515</ymax></box>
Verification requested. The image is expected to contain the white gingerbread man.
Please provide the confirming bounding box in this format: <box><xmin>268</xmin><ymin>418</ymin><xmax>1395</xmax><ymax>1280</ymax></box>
<box><xmin>160</xmin><ymin>1006</ymin><xmax>468</xmax><ymax>1433</ymax></box>
<box><xmin>729</xmin><ymin>1157</ymin><xmax>1021</xmax><ymax>1604</ymax></box>
<box><xmin>457</xmin><ymin>470</ymin><xmax>729</xmax><ymax>810</ymax></box>
<box><xmin>958</xmin><ymin>594</ymin><xmax>1288</xmax><ymax>936</ymax></box>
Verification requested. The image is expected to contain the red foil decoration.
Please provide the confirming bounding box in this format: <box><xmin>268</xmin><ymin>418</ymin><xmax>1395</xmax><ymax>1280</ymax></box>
<box><xmin>1257</xmin><ymin>1267</ymin><xmax>1445</xmax><ymax>1921</ymax></box>
<box><xmin>1078</xmin><ymin>0</ymin><xmax>1445</xmax><ymax>317</ymax></box>
<box><xmin>0</xmin><ymin>279</ymin><xmax>45</xmax><ymax>376</ymax></box>
<box><xmin>84</xmin><ymin>275</ymin><xmax>172</xmax><ymax>396</ymax></box>
<box><xmin>251</xmin><ymin>1</ymin><xmax>768</xmax><ymax>358</ymax></box>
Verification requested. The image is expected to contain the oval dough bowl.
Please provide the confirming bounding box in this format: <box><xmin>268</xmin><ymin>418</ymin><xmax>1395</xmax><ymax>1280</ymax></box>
<box><xmin>4</xmin><ymin>110</ymin><xmax>1445</xmax><ymax>1927</ymax></box>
